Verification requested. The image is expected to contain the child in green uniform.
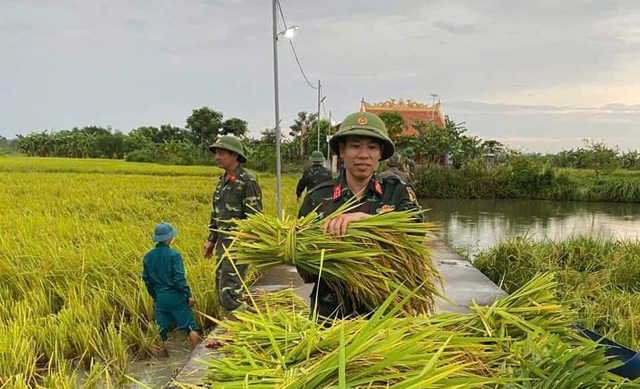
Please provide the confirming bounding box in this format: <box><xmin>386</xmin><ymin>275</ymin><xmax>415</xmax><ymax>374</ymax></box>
<box><xmin>142</xmin><ymin>222</ymin><xmax>200</xmax><ymax>348</ymax></box>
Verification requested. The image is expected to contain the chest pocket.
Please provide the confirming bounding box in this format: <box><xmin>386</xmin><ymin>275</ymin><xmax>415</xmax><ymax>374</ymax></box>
<box><xmin>222</xmin><ymin>181</ymin><xmax>245</xmax><ymax>214</ymax></box>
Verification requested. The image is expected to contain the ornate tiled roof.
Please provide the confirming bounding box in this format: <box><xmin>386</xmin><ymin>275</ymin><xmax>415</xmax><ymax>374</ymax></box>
<box><xmin>360</xmin><ymin>98</ymin><xmax>445</xmax><ymax>136</ymax></box>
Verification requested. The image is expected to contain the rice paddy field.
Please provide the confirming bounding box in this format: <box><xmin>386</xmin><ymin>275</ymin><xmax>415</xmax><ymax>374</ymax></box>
<box><xmin>0</xmin><ymin>156</ymin><xmax>299</xmax><ymax>388</ymax></box>
<box><xmin>475</xmin><ymin>236</ymin><xmax>640</xmax><ymax>351</ymax></box>
<box><xmin>5</xmin><ymin>156</ymin><xmax>640</xmax><ymax>388</ymax></box>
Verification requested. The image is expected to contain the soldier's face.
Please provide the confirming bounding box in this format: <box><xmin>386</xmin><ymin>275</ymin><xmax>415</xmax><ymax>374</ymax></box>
<box><xmin>339</xmin><ymin>136</ymin><xmax>382</xmax><ymax>181</ymax></box>
<box><xmin>214</xmin><ymin>149</ymin><xmax>238</xmax><ymax>170</ymax></box>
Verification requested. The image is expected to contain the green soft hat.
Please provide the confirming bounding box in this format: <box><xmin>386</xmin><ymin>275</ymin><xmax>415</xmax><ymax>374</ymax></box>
<box><xmin>209</xmin><ymin>136</ymin><xmax>247</xmax><ymax>163</ymax></box>
<box><xmin>309</xmin><ymin>150</ymin><xmax>325</xmax><ymax>163</ymax></box>
<box><xmin>152</xmin><ymin>222</ymin><xmax>177</xmax><ymax>242</ymax></box>
<box><xmin>329</xmin><ymin>112</ymin><xmax>395</xmax><ymax>161</ymax></box>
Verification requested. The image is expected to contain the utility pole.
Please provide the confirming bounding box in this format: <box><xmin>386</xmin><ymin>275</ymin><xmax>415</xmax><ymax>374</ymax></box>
<box><xmin>272</xmin><ymin>0</ymin><xmax>282</xmax><ymax>219</ymax></box>
<box><xmin>316</xmin><ymin>80</ymin><xmax>321</xmax><ymax>151</ymax></box>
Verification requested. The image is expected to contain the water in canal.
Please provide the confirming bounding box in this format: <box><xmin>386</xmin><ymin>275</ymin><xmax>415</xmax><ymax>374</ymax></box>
<box><xmin>420</xmin><ymin>198</ymin><xmax>640</xmax><ymax>258</ymax></box>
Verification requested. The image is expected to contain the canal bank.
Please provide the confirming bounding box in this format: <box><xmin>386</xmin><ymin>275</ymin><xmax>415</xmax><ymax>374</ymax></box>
<box><xmin>169</xmin><ymin>236</ymin><xmax>506</xmax><ymax>387</ymax></box>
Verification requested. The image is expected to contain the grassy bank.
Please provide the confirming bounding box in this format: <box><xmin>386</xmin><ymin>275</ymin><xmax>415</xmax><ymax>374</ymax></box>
<box><xmin>0</xmin><ymin>156</ymin><xmax>299</xmax><ymax>387</ymax></box>
<box><xmin>415</xmin><ymin>158</ymin><xmax>640</xmax><ymax>202</ymax></box>
<box><xmin>475</xmin><ymin>236</ymin><xmax>640</xmax><ymax>350</ymax></box>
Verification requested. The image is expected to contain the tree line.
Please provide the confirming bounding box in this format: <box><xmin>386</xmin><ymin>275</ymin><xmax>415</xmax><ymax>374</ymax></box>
<box><xmin>8</xmin><ymin>107</ymin><xmax>640</xmax><ymax>175</ymax></box>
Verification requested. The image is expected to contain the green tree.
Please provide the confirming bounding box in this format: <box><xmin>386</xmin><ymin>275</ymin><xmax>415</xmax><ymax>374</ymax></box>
<box><xmin>221</xmin><ymin>118</ymin><xmax>248</xmax><ymax>137</ymax></box>
<box><xmin>413</xmin><ymin>116</ymin><xmax>482</xmax><ymax>166</ymax></box>
<box><xmin>481</xmin><ymin>140</ymin><xmax>504</xmax><ymax>154</ymax></box>
<box><xmin>155</xmin><ymin>124</ymin><xmax>190</xmax><ymax>144</ymax></box>
<box><xmin>303</xmin><ymin>119</ymin><xmax>332</xmax><ymax>159</ymax></box>
<box><xmin>378</xmin><ymin>111</ymin><xmax>407</xmax><ymax>140</ymax></box>
<box><xmin>619</xmin><ymin>150</ymin><xmax>640</xmax><ymax>170</ymax></box>
<box><xmin>578</xmin><ymin>139</ymin><xmax>619</xmax><ymax>181</ymax></box>
<box><xmin>185</xmin><ymin>107</ymin><xmax>223</xmax><ymax>152</ymax></box>
<box><xmin>289</xmin><ymin>111</ymin><xmax>318</xmax><ymax>161</ymax></box>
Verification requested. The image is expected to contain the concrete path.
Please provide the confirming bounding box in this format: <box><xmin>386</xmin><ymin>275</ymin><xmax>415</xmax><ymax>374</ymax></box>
<box><xmin>170</xmin><ymin>237</ymin><xmax>506</xmax><ymax>387</ymax></box>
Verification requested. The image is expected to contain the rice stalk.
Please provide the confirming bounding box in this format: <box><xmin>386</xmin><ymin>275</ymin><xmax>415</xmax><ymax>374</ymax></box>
<box><xmin>222</xmin><ymin>200</ymin><xmax>442</xmax><ymax>315</ymax></box>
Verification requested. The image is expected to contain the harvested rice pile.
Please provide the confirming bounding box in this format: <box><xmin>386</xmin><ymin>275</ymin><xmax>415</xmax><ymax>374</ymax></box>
<box><xmin>197</xmin><ymin>274</ymin><xmax>631</xmax><ymax>388</ymax></box>
<box><xmin>221</xmin><ymin>202</ymin><xmax>441</xmax><ymax>315</ymax></box>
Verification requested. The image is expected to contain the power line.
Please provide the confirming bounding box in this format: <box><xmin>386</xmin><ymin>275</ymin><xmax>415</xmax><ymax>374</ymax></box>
<box><xmin>277</xmin><ymin>0</ymin><xmax>318</xmax><ymax>90</ymax></box>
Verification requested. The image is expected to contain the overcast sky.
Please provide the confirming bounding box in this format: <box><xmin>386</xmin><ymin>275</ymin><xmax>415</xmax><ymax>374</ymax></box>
<box><xmin>2</xmin><ymin>0</ymin><xmax>640</xmax><ymax>152</ymax></box>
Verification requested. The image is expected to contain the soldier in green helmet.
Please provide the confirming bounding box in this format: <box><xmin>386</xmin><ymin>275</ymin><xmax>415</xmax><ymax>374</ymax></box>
<box><xmin>295</xmin><ymin>150</ymin><xmax>332</xmax><ymax>201</ymax></box>
<box><xmin>203</xmin><ymin>136</ymin><xmax>262</xmax><ymax>317</ymax></box>
<box><xmin>297</xmin><ymin>112</ymin><xmax>423</xmax><ymax>320</ymax></box>
<box><xmin>402</xmin><ymin>147</ymin><xmax>417</xmax><ymax>175</ymax></box>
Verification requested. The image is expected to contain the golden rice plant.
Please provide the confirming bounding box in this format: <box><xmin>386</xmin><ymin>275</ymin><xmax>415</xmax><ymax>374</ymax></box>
<box><xmin>0</xmin><ymin>156</ymin><xmax>304</xmax><ymax>386</ymax></box>
<box><xmin>198</xmin><ymin>275</ymin><xmax>632</xmax><ymax>388</ymax></box>
<box><xmin>222</xmin><ymin>200</ymin><xmax>441</xmax><ymax>315</ymax></box>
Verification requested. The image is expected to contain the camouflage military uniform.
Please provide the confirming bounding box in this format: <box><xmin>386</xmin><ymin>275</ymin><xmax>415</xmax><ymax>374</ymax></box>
<box><xmin>405</xmin><ymin>159</ymin><xmax>416</xmax><ymax>174</ymax></box>
<box><xmin>379</xmin><ymin>166</ymin><xmax>413</xmax><ymax>187</ymax></box>
<box><xmin>208</xmin><ymin>165</ymin><xmax>262</xmax><ymax>311</ymax></box>
<box><xmin>297</xmin><ymin>170</ymin><xmax>422</xmax><ymax>319</ymax></box>
<box><xmin>296</xmin><ymin>164</ymin><xmax>332</xmax><ymax>199</ymax></box>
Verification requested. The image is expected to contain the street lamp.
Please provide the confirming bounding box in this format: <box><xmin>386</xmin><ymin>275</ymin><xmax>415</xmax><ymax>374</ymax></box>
<box><xmin>272</xmin><ymin>1</ymin><xmax>298</xmax><ymax>220</ymax></box>
<box><xmin>430</xmin><ymin>93</ymin><xmax>439</xmax><ymax>106</ymax></box>
<box><xmin>278</xmin><ymin>25</ymin><xmax>299</xmax><ymax>40</ymax></box>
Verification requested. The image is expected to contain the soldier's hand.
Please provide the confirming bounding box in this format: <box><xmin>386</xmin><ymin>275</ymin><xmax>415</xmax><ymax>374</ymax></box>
<box><xmin>188</xmin><ymin>296</ymin><xmax>196</xmax><ymax>307</ymax></box>
<box><xmin>203</xmin><ymin>241</ymin><xmax>215</xmax><ymax>259</ymax></box>
<box><xmin>322</xmin><ymin>212</ymin><xmax>370</xmax><ymax>238</ymax></box>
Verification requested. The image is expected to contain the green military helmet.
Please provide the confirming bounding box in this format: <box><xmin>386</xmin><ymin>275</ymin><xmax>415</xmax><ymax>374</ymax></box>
<box><xmin>309</xmin><ymin>150</ymin><xmax>325</xmax><ymax>163</ymax></box>
<box><xmin>209</xmin><ymin>136</ymin><xmax>247</xmax><ymax>163</ymax></box>
<box><xmin>329</xmin><ymin>112</ymin><xmax>395</xmax><ymax>161</ymax></box>
<box><xmin>403</xmin><ymin>147</ymin><xmax>415</xmax><ymax>158</ymax></box>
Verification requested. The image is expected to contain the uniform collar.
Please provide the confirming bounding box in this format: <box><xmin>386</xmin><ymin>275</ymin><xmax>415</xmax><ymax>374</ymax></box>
<box><xmin>222</xmin><ymin>165</ymin><xmax>243</xmax><ymax>183</ymax></box>
<box><xmin>332</xmin><ymin>171</ymin><xmax>383</xmax><ymax>202</ymax></box>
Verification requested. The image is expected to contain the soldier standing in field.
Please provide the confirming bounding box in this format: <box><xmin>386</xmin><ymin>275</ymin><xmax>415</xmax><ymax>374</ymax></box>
<box><xmin>202</xmin><ymin>136</ymin><xmax>262</xmax><ymax>317</ymax></box>
<box><xmin>403</xmin><ymin>147</ymin><xmax>416</xmax><ymax>174</ymax></box>
<box><xmin>297</xmin><ymin>112</ymin><xmax>422</xmax><ymax>319</ymax></box>
<box><xmin>296</xmin><ymin>150</ymin><xmax>332</xmax><ymax>201</ymax></box>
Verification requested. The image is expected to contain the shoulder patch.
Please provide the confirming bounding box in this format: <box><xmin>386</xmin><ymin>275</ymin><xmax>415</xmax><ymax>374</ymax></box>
<box><xmin>373</xmin><ymin>180</ymin><xmax>383</xmax><ymax>196</ymax></box>
<box><xmin>332</xmin><ymin>183</ymin><xmax>342</xmax><ymax>201</ymax></box>
<box><xmin>406</xmin><ymin>186</ymin><xmax>417</xmax><ymax>203</ymax></box>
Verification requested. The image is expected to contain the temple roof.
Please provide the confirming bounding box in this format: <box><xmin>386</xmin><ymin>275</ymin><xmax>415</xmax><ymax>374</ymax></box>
<box><xmin>360</xmin><ymin>98</ymin><xmax>445</xmax><ymax>136</ymax></box>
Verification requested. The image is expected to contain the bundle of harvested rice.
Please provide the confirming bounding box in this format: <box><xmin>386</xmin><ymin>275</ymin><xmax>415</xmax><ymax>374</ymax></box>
<box><xmin>221</xmin><ymin>201</ymin><xmax>442</xmax><ymax>315</ymax></box>
<box><xmin>194</xmin><ymin>275</ymin><xmax>629</xmax><ymax>388</ymax></box>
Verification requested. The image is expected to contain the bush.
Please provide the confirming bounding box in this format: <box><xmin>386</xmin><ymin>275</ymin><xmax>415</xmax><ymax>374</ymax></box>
<box><xmin>125</xmin><ymin>148</ymin><xmax>155</xmax><ymax>163</ymax></box>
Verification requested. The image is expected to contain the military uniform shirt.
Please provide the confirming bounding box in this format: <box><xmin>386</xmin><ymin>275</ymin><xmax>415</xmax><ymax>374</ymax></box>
<box><xmin>208</xmin><ymin>165</ymin><xmax>262</xmax><ymax>247</ymax></box>
<box><xmin>379</xmin><ymin>167</ymin><xmax>413</xmax><ymax>187</ymax></box>
<box><xmin>298</xmin><ymin>170</ymin><xmax>422</xmax><ymax>317</ymax></box>
<box><xmin>296</xmin><ymin>164</ymin><xmax>332</xmax><ymax>198</ymax></box>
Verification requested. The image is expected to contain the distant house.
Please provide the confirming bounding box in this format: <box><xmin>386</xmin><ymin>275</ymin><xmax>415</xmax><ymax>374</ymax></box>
<box><xmin>361</xmin><ymin>98</ymin><xmax>447</xmax><ymax>164</ymax></box>
<box><xmin>360</xmin><ymin>98</ymin><xmax>445</xmax><ymax>136</ymax></box>
<box><xmin>328</xmin><ymin>98</ymin><xmax>448</xmax><ymax>172</ymax></box>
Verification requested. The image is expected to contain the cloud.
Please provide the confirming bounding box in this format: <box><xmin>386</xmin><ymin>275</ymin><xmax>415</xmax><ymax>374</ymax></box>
<box><xmin>433</xmin><ymin>21</ymin><xmax>479</xmax><ymax>35</ymax></box>
<box><xmin>447</xmin><ymin>101</ymin><xmax>640</xmax><ymax>115</ymax></box>
<box><xmin>1</xmin><ymin>0</ymin><xmax>640</xmax><ymax>155</ymax></box>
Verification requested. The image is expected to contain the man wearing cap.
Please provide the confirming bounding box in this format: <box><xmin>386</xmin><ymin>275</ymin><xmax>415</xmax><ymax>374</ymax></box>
<box><xmin>379</xmin><ymin>153</ymin><xmax>413</xmax><ymax>187</ymax></box>
<box><xmin>297</xmin><ymin>112</ymin><xmax>423</xmax><ymax>319</ymax></box>
<box><xmin>295</xmin><ymin>150</ymin><xmax>332</xmax><ymax>201</ymax></box>
<box><xmin>142</xmin><ymin>222</ymin><xmax>200</xmax><ymax>348</ymax></box>
<box><xmin>203</xmin><ymin>136</ymin><xmax>262</xmax><ymax>313</ymax></box>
